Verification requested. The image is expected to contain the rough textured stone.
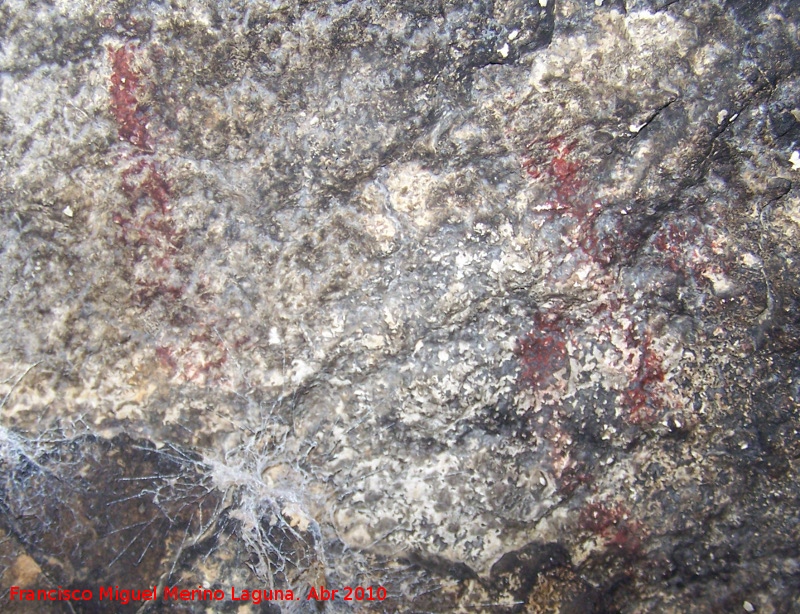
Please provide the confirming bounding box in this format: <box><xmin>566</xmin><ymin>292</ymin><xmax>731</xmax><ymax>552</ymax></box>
<box><xmin>1</xmin><ymin>0</ymin><xmax>798</xmax><ymax>612</ymax></box>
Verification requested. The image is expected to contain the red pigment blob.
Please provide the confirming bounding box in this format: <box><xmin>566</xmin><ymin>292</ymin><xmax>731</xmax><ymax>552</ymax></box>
<box><xmin>650</xmin><ymin>217</ymin><xmax>711</xmax><ymax>276</ymax></box>
<box><xmin>155</xmin><ymin>345</ymin><xmax>177</xmax><ymax>370</ymax></box>
<box><xmin>575</xmin><ymin>204</ymin><xmax>629</xmax><ymax>265</ymax></box>
<box><xmin>579</xmin><ymin>501</ymin><xmax>627</xmax><ymax>534</ymax></box>
<box><xmin>134</xmin><ymin>281</ymin><xmax>184</xmax><ymax>305</ymax></box>
<box><xmin>623</xmin><ymin>335</ymin><xmax>666</xmax><ymax>424</ymax></box>
<box><xmin>607</xmin><ymin>522</ymin><xmax>645</xmax><ymax>556</ymax></box>
<box><xmin>115</xmin><ymin>179</ymin><xmax>178</xmax><ymax>250</ymax></box>
<box><xmin>108</xmin><ymin>44</ymin><xmax>151</xmax><ymax>150</ymax></box>
<box><xmin>121</xmin><ymin>160</ymin><xmax>172</xmax><ymax>216</ymax></box>
<box><xmin>154</xmin><ymin>335</ymin><xmax>229</xmax><ymax>383</ymax></box>
<box><xmin>547</xmin><ymin>136</ymin><xmax>582</xmax><ymax>203</ymax></box>
<box><xmin>516</xmin><ymin>312</ymin><xmax>570</xmax><ymax>392</ymax></box>
<box><xmin>653</xmin><ymin>221</ymin><xmax>696</xmax><ymax>255</ymax></box>
<box><xmin>107</xmin><ymin>44</ymin><xmax>228</xmax><ymax>385</ymax></box>
<box><xmin>557</xmin><ymin>461</ymin><xmax>594</xmax><ymax>496</ymax></box>
<box><xmin>523</xmin><ymin>135</ymin><xmax>647</xmax><ymax>265</ymax></box>
<box><xmin>113</xmin><ymin>159</ymin><xmax>185</xmax><ymax>306</ymax></box>
<box><xmin>579</xmin><ymin>502</ymin><xmax>645</xmax><ymax>556</ymax></box>
<box><xmin>523</xmin><ymin>135</ymin><xmax>584</xmax><ymax>204</ymax></box>
<box><xmin>546</xmin><ymin>135</ymin><xmax>578</xmax><ymax>155</ymax></box>
<box><xmin>179</xmin><ymin>329</ymin><xmax>229</xmax><ymax>383</ymax></box>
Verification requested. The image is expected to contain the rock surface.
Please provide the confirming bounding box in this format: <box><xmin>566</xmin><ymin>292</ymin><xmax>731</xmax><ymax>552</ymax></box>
<box><xmin>1</xmin><ymin>0</ymin><xmax>798</xmax><ymax>612</ymax></box>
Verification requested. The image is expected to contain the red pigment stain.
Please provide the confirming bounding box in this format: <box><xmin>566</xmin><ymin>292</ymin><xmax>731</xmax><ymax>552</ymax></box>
<box><xmin>155</xmin><ymin>345</ymin><xmax>177</xmax><ymax>370</ymax></box>
<box><xmin>581</xmin><ymin>300</ymin><xmax>671</xmax><ymax>425</ymax></box>
<box><xmin>121</xmin><ymin>159</ymin><xmax>171</xmax><ymax>215</ymax></box>
<box><xmin>653</xmin><ymin>220</ymin><xmax>698</xmax><ymax>256</ymax></box>
<box><xmin>650</xmin><ymin>217</ymin><xmax>714</xmax><ymax>280</ymax></box>
<box><xmin>522</xmin><ymin>135</ymin><xmax>584</xmax><ymax>207</ymax></box>
<box><xmin>557</xmin><ymin>461</ymin><xmax>594</xmax><ymax>496</ymax></box>
<box><xmin>607</xmin><ymin>522</ymin><xmax>645</xmax><ymax>556</ymax></box>
<box><xmin>545</xmin><ymin>136</ymin><xmax>582</xmax><ymax>203</ymax></box>
<box><xmin>575</xmin><ymin>205</ymin><xmax>642</xmax><ymax>266</ymax></box>
<box><xmin>108</xmin><ymin>44</ymin><xmax>151</xmax><ymax>150</ymax></box>
<box><xmin>158</xmin><ymin>323</ymin><xmax>229</xmax><ymax>384</ymax></box>
<box><xmin>579</xmin><ymin>501</ymin><xmax>627</xmax><ymax>534</ymax></box>
<box><xmin>107</xmin><ymin>46</ymin><xmax>184</xmax><ymax>307</ymax></box>
<box><xmin>516</xmin><ymin>312</ymin><xmax>570</xmax><ymax>392</ymax></box>
<box><xmin>113</xmin><ymin>161</ymin><xmax>182</xmax><ymax>296</ymax></box>
<box><xmin>109</xmin><ymin>43</ymin><xmax>231</xmax><ymax>384</ymax></box>
<box><xmin>182</xmin><ymin>348</ymin><xmax>228</xmax><ymax>383</ymax></box>
<box><xmin>523</xmin><ymin>135</ymin><xmax>620</xmax><ymax>263</ymax></box>
<box><xmin>623</xmin><ymin>335</ymin><xmax>666</xmax><ymax>424</ymax></box>
<box><xmin>522</xmin><ymin>134</ymin><xmax>652</xmax><ymax>265</ymax></box>
<box><xmin>579</xmin><ymin>501</ymin><xmax>645</xmax><ymax>556</ymax></box>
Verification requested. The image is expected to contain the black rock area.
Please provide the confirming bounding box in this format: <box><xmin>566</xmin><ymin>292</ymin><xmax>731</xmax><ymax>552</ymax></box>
<box><xmin>0</xmin><ymin>0</ymin><xmax>798</xmax><ymax>612</ymax></box>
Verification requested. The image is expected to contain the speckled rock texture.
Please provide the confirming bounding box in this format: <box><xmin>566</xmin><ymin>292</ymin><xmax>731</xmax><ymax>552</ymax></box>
<box><xmin>1</xmin><ymin>0</ymin><xmax>799</xmax><ymax>612</ymax></box>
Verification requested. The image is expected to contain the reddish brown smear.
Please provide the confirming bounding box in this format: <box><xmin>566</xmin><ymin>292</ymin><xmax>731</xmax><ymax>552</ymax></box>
<box><xmin>108</xmin><ymin>45</ymin><xmax>151</xmax><ymax>150</ymax></box>
<box><xmin>113</xmin><ymin>159</ymin><xmax>184</xmax><ymax>306</ymax></box>
<box><xmin>547</xmin><ymin>137</ymin><xmax>582</xmax><ymax>203</ymax></box>
<box><xmin>651</xmin><ymin>218</ymin><xmax>708</xmax><ymax>275</ymax></box>
<box><xmin>523</xmin><ymin>135</ymin><xmax>586</xmax><ymax>214</ymax></box>
<box><xmin>155</xmin><ymin>346</ymin><xmax>177</xmax><ymax>370</ymax></box>
<box><xmin>516</xmin><ymin>313</ymin><xmax>570</xmax><ymax>391</ymax></box>
<box><xmin>624</xmin><ymin>335</ymin><xmax>666</xmax><ymax>424</ymax></box>
<box><xmin>558</xmin><ymin>462</ymin><xmax>594</xmax><ymax>496</ymax></box>
<box><xmin>579</xmin><ymin>501</ymin><xmax>627</xmax><ymax>534</ymax></box>
<box><xmin>607</xmin><ymin>522</ymin><xmax>644</xmax><ymax>556</ymax></box>
<box><xmin>121</xmin><ymin>160</ymin><xmax>171</xmax><ymax>216</ymax></box>
<box><xmin>579</xmin><ymin>502</ymin><xmax>645</xmax><ymax>556</ymax></box>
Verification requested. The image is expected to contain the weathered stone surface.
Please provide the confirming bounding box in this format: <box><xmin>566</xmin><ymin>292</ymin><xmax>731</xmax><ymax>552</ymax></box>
<box><xmin>1</xmin><ymin>0</ymin><xmax>798</xmax><ymax>612</ymax></box>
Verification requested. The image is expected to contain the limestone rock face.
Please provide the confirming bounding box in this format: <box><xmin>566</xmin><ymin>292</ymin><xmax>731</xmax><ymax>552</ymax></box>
<box><xmin>1</xmin><ymin>1</ymin><xmax>798</xmax><ymax>612</ymax></box>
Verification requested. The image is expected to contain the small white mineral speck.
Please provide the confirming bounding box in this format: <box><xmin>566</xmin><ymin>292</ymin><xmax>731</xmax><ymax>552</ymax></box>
<box><xmin>62</xmin><ymin>205</ymin><xmax>73</xmax><ymax>217</ymax></box>
<box><xmin>268</xmin><ymin>326</ymin><xmax>281</xmax><ymax>346</ymax></box>
<box><xmin>790</xmin><ymin>150</ymin><xmax>800</xmax><ymax>171</ymax></box>
<box><xmin>743</xmin><ymin>601</ymin><xmax>755</xmax><ymax>612</ymax></box>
